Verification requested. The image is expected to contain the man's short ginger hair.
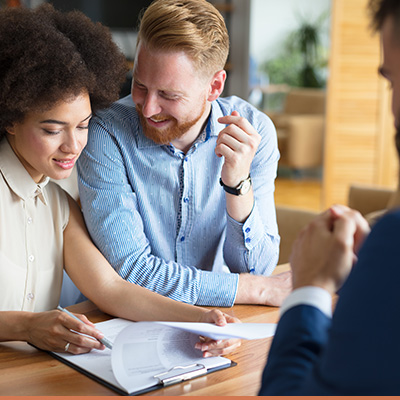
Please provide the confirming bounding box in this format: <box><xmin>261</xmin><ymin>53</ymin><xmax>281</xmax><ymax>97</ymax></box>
<box><xmin>137</xmin><ymin>0</ymin><xmax>229</xmax><ymax>77</ymax></box>
<box><xmin>0</xmin><ymin>4</ymin><xmax>128</xmax><ymax>139</ymax></box>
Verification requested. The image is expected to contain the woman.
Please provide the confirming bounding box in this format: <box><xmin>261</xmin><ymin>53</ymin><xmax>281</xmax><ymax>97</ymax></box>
<box><xmin>0</xmin><ymin>4</ymin><xmax>240</xmax><ymax>356</ymax></box>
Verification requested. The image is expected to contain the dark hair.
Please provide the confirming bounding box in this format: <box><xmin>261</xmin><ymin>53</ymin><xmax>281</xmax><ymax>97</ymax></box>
<box><xmin>369</xmin><ymin>0</ymin><xmax>400</xmax><ymax>157</ymax></box>
<box><xmin>369</xmin><ymin>0</ymin><xmax>400</xmax><ymax>32</ymax></box>
<box><xmin>0</xmin><ymin>4</ymin><xmax>128</xmax><ymax>140</ymax></box>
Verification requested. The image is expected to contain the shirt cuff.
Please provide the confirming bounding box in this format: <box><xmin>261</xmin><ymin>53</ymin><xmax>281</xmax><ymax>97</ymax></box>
<box><xmin>225</xmin><ymin>204</ymin><xmax>263</xmax><ymax>251</ymax></box>
<box><xmin>196</xmin><ymin>271</ymin><xmax>239</xmax><ymax>307</ymax></box>
<box><xmin>280</xmin><ymin>286</ymin><xmax>333</xmax><ymax>318</ymax></box>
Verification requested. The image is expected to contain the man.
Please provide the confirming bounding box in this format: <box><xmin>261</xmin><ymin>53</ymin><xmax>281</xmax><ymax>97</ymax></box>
<box><xmin>77</xmin><ymin>0</ymin><xmax>291</xmax><ymax>307</ymax></box>
<box><xmin>259</xmin><ymin>0</ymin><xmax>400</xmax><ymax>394</ymax></box>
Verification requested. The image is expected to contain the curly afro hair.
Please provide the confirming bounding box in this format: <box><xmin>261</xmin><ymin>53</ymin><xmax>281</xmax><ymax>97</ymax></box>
<box><xmin>0</xmin><ymin>4</ymin><xmax>128</xmax><ymax>139</ymax></box>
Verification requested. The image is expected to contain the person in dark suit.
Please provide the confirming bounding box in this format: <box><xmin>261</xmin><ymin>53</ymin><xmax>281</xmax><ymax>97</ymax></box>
<box><xmin>259</xmin><ymin>0</ymin><xmax>400</xmax><ymax>395</ymax></box>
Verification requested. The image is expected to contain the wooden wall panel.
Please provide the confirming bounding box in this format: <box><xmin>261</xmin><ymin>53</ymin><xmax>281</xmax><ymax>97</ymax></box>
<box><xmin>322</xmin><ymin>0</ymin><xmax>397</xmax><ymax>208</ymax></box>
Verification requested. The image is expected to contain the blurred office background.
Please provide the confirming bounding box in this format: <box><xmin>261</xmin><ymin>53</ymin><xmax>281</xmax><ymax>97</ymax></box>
<box><xmin>1</xmin><ymin>0</ymin><xmax>396</xmax><ymax>212</ymax></box>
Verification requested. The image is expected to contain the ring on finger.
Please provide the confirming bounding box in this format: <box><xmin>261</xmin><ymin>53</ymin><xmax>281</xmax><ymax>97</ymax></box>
<box><xmin>64</xmin><ymin>342</ymin><xmax>70</xmax><ymax>352</ymax></box>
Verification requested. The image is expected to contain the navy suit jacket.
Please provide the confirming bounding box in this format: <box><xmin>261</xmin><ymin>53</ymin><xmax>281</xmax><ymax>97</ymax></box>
<box><xmin>259</xmin><ymin>209</ymin><xmax>400</xmax><ymax>395</ymax></box>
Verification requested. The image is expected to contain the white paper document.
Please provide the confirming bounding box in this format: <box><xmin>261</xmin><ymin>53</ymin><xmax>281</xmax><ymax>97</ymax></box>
<box><xmin>51</xmin><ymin>318</ymin><xmax>276</xmax><ymax>395</ymax></box>
<box><xmin>154</xmin><ymin>321</ymin><xmax>277</xmax><ymax>340</ymax></box>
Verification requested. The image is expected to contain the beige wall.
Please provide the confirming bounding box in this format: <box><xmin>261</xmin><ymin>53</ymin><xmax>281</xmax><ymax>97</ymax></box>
<box><xmin>322</xmin><ymin>0</ymin><xmax>398</xmax><ymax>208</ymax></box>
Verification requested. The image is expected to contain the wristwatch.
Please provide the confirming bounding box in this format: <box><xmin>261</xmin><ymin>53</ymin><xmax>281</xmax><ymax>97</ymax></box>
<box><xmin>219</xmin><ymin>175</ymin><xmax>252</xmax><ymax>196</ymax></box>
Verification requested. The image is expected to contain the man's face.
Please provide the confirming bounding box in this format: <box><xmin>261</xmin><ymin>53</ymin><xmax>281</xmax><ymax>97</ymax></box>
<box><xmin>380</xmin><ymin>16</ymin><xmax>400</xmax><ymax>148</ymax></box>
<box><xmin>131</xmin><ymin>43</ymin><xmax>211</xmax><ymax>146</ymax></box>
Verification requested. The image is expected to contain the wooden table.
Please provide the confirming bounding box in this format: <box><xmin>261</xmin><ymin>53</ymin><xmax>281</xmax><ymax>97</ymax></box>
<box><xmin>0</xmin><ymin>266</ymin><xmax>289</xmax><ymax>396</ymax></box>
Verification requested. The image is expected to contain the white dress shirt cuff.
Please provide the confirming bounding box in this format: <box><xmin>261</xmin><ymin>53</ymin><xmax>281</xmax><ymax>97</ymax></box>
<box><xmin>280</xmin><ymin>286</ymin><xmax>333</xmax><ymax>318</ymax></box>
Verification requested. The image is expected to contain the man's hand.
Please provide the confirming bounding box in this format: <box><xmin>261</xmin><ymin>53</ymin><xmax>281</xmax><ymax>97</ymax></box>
<box><xmin>235</xmin><ymin>271</ymin><xmax>293</xmax><ymax>306</ymax></box>
<box><xmin>215</xmin><ymin>111</ymin><xmax>261</xmax><ymax>223</ymax></box>
<box><xmin>215</xmin><ymin>111</ymin><xmax>261</xmax><ymax>188</ymax></box>
<box><xmin>290</xmin><ymin>205</ymin><xmax>370</xmax><ymax>295</ymax></box>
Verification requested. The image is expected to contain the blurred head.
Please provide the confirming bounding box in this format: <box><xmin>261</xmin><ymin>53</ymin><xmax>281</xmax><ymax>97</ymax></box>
<box><xmin>369</xmin><ymin>0</ymin><xmax>400</xmax><ymax>156</ymax></box>
<box><xmin>0</xmin><ymin>4</ymin><xmax>128</xmax><ymax>142</ymax></box>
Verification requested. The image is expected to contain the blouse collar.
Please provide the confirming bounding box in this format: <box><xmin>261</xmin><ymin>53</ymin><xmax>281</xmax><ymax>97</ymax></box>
<box><xmin>0</xmin><ymin>139</ymin><xmax>49</xmax><ymax>205</ymax></box>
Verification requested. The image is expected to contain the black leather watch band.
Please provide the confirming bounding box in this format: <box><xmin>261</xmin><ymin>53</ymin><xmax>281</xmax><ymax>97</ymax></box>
<box><xmin>219</xmin><ymin>175</ymin><xmax>252</xmax><ymax>196</ymax></box>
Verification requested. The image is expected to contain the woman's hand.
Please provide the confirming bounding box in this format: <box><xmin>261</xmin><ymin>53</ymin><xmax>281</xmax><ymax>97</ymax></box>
<box><xmin>24</xmin><ymin>309</ymin><xmax>106</xmax><ymax>354</ymax></box>
<box><xmin>195</xmin><ymin>309</ymin><xmax>242</xmax><ymax>357</ymax></box>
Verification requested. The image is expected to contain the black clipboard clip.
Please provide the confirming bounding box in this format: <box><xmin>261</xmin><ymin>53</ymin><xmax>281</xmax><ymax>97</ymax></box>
<box><xmin>154</xmin><ymin>363</ymin><xmax>207</xmax><ymax>387</ymax></box>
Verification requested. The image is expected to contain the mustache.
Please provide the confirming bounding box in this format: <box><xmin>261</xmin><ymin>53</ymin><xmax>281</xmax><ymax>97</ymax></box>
<box><xmin>135</xmin><ymin>104</ymin><xmax>171</xmax><ymax>122</ymax></box>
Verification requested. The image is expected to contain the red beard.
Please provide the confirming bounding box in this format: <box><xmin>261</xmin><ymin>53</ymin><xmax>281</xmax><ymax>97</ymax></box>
<box><xmin>136</xmin><ymin>101</ymin><xmax>206</xmax><ymax>145</ymax></box>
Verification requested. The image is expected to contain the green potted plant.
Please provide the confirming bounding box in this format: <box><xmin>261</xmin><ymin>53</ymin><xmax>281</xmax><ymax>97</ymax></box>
<box><xmin>261</xmin><ymin>11</ymin><xmax>329</xmax><ymax>89</ymax></box>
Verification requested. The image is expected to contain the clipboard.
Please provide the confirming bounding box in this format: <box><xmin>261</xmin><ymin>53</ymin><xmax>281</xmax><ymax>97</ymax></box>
<box><xmin>44</xmin><ymin>319</ymin><xmax>237</xmax><ymax>396</ymax></box>
<box><xmin>48</xmin><ymin>350</ymin><xmax>236</xmax><ymax>396</ymax></box>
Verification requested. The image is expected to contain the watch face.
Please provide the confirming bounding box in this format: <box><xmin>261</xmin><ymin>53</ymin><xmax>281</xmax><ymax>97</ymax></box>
<box><xmin>239</xmin><ymin>178</ymin><xmax>251</xmax><ymax>195</ymax></box>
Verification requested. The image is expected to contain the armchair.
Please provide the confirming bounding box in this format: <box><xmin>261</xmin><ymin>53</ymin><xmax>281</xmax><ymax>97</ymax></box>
<box><xmin>267</xmin><ymin>88</ymin><xmax>326</xmax><ymax>170</ymax></box>
<box><xmin>347</xmin><ymin>183</ymin><xmax>399</xmax><ymax>226</ymax></box>
<box><xmin>276</xmin><ymin>182</ymin><xmax>400</xmax><ymax>265</ymax></box>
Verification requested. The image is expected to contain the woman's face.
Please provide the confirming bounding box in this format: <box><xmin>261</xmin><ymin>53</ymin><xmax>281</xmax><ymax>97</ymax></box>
<box><xmin>6</xmin><ymin>93</ymin><xmax>92</xmax><ymax>183</ymax></box>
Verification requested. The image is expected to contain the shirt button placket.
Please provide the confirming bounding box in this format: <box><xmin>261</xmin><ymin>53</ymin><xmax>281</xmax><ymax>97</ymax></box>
<box><xmin>245</xmin><ymin>227</ymin><xmax>251</xmax><ymax>244</ymax></box>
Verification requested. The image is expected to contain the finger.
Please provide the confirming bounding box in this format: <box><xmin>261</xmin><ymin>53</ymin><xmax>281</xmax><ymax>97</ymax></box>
<box><xmin>195</xmin><ymin>338</ymin><xmax>220</xmax><ymax>350</ymax></box>
<box><xmin>65</xmin><ymin>342</ymin><xmax>97</xmax><ymax>355</ymax></box>
<box><xmin>195</xmin><ymin>337</ymin><xmax>240</xmax><ymax>351</ymax></box>
<box><xmin>217</xmin><ymin>113</ymin><xmax>255</xmax><ymax>135</ymax></box>
<box><xmin>331</xmin><ymin>214</ymin><xmax>357</xmax><ymax>251</ymax></box>
<box><xmin>218</xmin><ymin>110</ymin><xmax>241</xmax><ymax>124</ymax></box>
<box><xmin>77</xmin><ymin>314</ymin><xmax>96</xmax><ymax>328</ymax></box>
<box><xmin>60</xmin><ymin>313</ymin><xmax>104</xmax><ymax>341</ymax></box>
<box><xmin>215</xmin><ymin>142</ymin><xmax>236</xmax><ymax>160</ymax></box>
<box><xmin>350</xmin><ymin>211</ymin><xmax>370</xmax><ymax>253</ymax></box>
<box><xmin>209</xmin><ymin>309</ymin><xmax>227</xmax><ymax>326</ymax></box>
<box><xmin>330</xmin><ymin>204</ymin><xmax>351</xmax><ymax>217</ymax></box>
<box><xmin>200</xmin><ymin>338</ymin><xmax>240</xmax><ymax>350</ymax></box>
<box><xmin>202</xmin><ymin>340</ymin><xmax>242</xmax><ymax>357</ymax></box>
<box><xmin>331</xmin><ymin>206</ymin><xmax>370</xmax><ymax>253</ymax></box>
<box><xmin>300</xmin><ymin>211</ymin><xmax>334</xmax><ymax>239</ymax></box>
<box><xmin>64</xmin><ymin>329</ymin><xmax>105</xmax><ymax>351</ymax></box>
<box><xmin>223</xmin><ymin>314</ymin><xmax>241</xmax><ymax>324</ymax></box>
<box><xmin>217</xmin><ymin>126</ymin><xmax>248</xmax><ymax>149</ymax></box>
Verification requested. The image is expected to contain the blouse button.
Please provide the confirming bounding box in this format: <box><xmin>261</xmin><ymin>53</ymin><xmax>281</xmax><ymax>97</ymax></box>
<box><xmin>26</xmin><ymin>293</ymin><xmax>34</xmax><ymax>301</ymax></box>
<box><xmin>27</xmin><ymin>217</ymin><xmax>33</xmax><ymax>224</ymax></box>
<box><xmin>28</xmin><ymin>255</ymin><xmax>35</xmax><ymax>262</ymax></box>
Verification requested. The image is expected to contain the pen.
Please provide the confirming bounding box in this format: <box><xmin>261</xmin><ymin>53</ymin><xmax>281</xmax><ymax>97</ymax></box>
<box><xmin>57</xmin><ymin>305</ymin><xmax>113</xmax><ymax>350</ymax></box>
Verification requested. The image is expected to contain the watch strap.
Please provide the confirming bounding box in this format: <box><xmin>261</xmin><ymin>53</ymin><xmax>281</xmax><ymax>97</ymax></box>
<box><xmin>219</xmin><ymin>175</ymin><xmax>251</xmax><ymax>196</ymax></box>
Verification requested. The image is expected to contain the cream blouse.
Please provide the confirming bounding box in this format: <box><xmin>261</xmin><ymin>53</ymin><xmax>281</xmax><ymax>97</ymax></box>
<box><xmin>0</xmin><ymin>139</ymin><xmax>69</xmax><ymax>312</ymax></box>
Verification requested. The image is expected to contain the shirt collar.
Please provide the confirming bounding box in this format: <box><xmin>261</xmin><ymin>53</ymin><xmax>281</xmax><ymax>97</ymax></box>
<box><xmin>135</xmin><ymin>99</ymin><xmax>227</xmax><ymax>150</ymax></box>
<box><xmin>0</xmin><ymin>139</ymin><xmax>49</xmax><ymax>205</ymax></box>
<box><xmin>206</xmin><ymin>99</ymin><xmax>227</xmax><ymax>138</ymax></box>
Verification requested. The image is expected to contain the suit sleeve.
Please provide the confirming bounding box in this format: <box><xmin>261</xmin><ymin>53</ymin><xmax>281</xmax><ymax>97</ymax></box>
<box><xmin>259</xmin><ymin>305</ymin><xmax>331</xmax><ymax>395</ymax></box>
<box><xmin>259</xmin><ymin>210</ymin><xmax>400</xmax><ymax>395</ymax></box>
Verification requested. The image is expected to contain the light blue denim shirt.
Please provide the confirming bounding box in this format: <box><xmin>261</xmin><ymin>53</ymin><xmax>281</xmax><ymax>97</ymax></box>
<box><xmin>78</xmin><ymin>95</ymin><xmax>280</xmax><ymax>306</ymax></box>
